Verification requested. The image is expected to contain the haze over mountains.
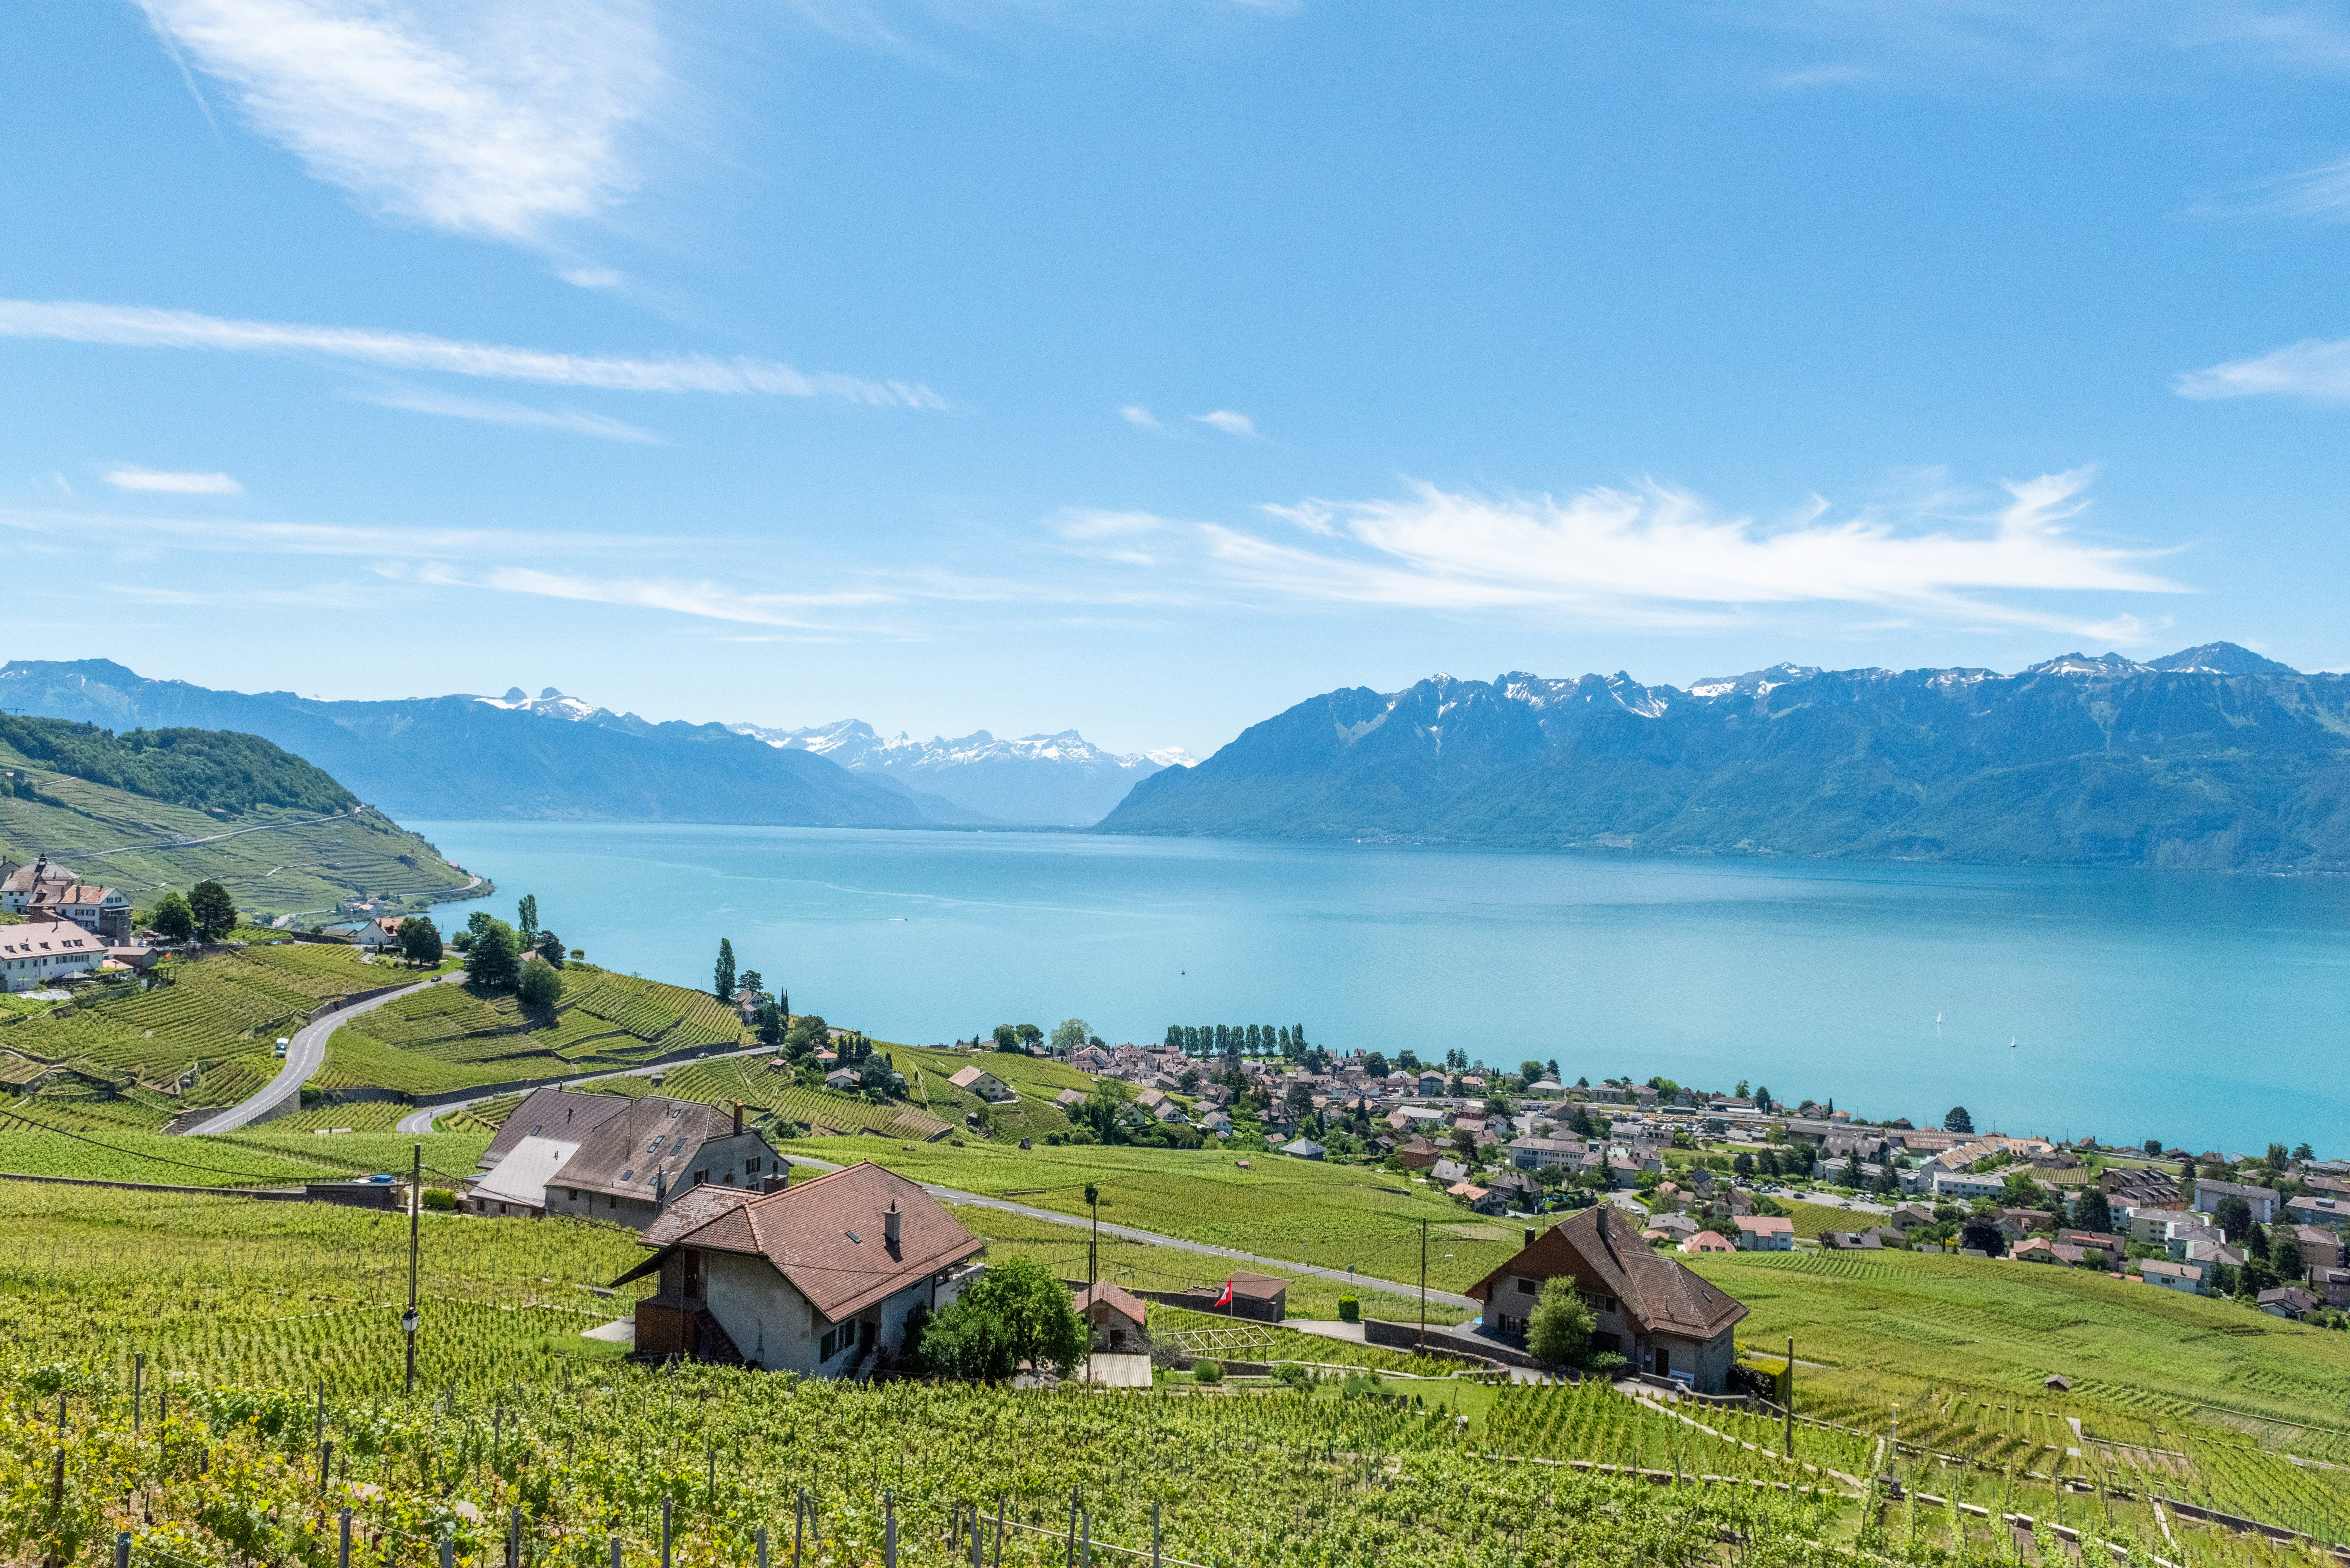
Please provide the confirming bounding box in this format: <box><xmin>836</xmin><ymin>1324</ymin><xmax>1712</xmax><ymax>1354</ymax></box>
<box><xmin>735</xmin><ymin>720</ymin><xmax>1187</xmax><ymax>826</ymax></box>
<box><xmin>0</xmin><ymin>662</ymin><xmax>1172</xmax><ymax>828</ymax></box>
<box><xmin>1099</xmin><ymin>643</ymin><xmax>2350</xmax><ymax>872</ymax></box>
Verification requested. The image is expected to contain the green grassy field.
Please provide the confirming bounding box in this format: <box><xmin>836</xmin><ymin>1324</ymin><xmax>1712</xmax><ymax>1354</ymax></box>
<box><xmin>315</xmin><ymin>966</ymin><xmax>748</xmax><ymax>1098</ymax></box>
<box><xmin>945</xmin><ymin>1202</ymin><xmax>1474</xmax><ymax>1325</ymax></box>
<box><xmin>0</xmin><ymin>748</ymin><xmax>476</xmax><ymax>920</ymax></box>
<box><xmin>771</xmin><ymin>1135</ymin><xmax>1543</xmax><ymax>1294</ymax></box>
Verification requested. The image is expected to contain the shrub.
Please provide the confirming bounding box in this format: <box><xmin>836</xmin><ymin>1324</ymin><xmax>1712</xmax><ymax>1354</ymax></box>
<box><xmin>1588</xmin><ymin>1352</ymin><xmax>1627</xmax><ymax>1379</ymax></box>
<box><xmin>1192</xmin><ymin>1359</ymin><xmax>1223</xmax><ymax>1384</ymax></box>
<box><xmin>1271</xmin><ymin>1362</ymin><xmax>1311</xmax><ymax>1391</ymax></box>
<box><xmin>1337</xmin><ymin>1295</ymin><xmax>1360</xmax><ymax>1323</ymax></box>
<box><xmin>421</xmin><ymin>1187</ymin><xmax>458</xmax><ymax>1211</ymax></box>
<box><xmin>1339</xmin><ymin>1373</ymin><xmax>1382</xmax><ymax>1399</ymax></box>
<box><xmin>517</xmin><ymin>956</ymin><xmax>564</xmax><ymax>1009</ymax></box>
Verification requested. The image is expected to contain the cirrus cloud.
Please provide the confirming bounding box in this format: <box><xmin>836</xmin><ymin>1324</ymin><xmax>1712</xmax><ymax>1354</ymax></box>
<box><xmin>137</xmin><ymin>0</ymin><xmax>665</xmax><ymax>244</ymax></box>
<box><xmin>0</xmin><ymin>298</ymin><xmax>946</xmax><ymax>409</ymax></box>
<box><xmin>2172</xmin><ymin>336</ymin><xmax>2350</xmax><ymax>402</ymax></box>
<box><xmin>103</xmin><ymin>466</ymin><xmax>243</xmax><ymax>494</ymax></box>
<box><xmin>1185</xmin><ymin>468</ymin><xmax>2186</xmax><ymax>640</ymax></box>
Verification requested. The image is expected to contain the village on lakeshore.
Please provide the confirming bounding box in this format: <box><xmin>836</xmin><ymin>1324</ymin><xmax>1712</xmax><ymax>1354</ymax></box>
<box><xmin>6</xmin><ymin>787</ymin><xmax>2350</xmax><ymax>1568</ymax></box>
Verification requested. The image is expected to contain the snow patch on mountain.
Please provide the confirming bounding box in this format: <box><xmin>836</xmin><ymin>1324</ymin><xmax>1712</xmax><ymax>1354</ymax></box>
<box><xmin>732</xmin><ymin>720</ymin><xmax>1188</xmax><ymax>825</ymax></box>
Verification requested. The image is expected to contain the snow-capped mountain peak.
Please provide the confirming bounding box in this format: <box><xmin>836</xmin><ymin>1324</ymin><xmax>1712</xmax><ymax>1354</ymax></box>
<box><xmin>732</xmin><ymin>720</ymin><xmax>1184</xmax><ymax>824</ymax></box>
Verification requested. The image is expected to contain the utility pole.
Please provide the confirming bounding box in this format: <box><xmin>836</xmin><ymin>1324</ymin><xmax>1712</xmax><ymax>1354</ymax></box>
<box><xmin>1418</xmin><ymin>1221</ymin><xmax>1429</xmax><ymax>1348</ymax></box>
<box><xmin>404</xmin><ymin>1142</ymin><xmax>422</xmax><ymax>1393</ymax></box>
<box><xmin>1085</xmin><ymin>1184</ymin><xmax>1099</xmax><ymax>1298</ymax></box>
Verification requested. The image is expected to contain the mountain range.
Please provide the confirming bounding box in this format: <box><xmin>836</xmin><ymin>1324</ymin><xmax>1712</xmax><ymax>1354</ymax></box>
<box><xmin>734</xmin><ymin>720</ymin><xmax>1187</xmax><ymax>826</ymax></box>
<box><xmin>0</xmin><ymin>662</ymin><xmax>1175</xmax><ymax>828</ymax></box>
<box><xmin>1095</xmin><ymin>643</ymin><xmax>2350</xmax><ymax>871</ymax></box>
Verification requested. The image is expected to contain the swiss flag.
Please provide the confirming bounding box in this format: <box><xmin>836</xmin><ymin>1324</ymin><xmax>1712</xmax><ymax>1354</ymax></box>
<box><xmin>1214</xmin><ymin>1278</ymin><xmax>1233</xmax><ymax>1308</ymax></box>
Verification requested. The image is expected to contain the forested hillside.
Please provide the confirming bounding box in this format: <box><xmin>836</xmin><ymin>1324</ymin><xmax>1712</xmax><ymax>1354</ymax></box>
<box><xmin>1100</xmin><ymin>643</ymin><xmax>2350</xmax><ymax>871</ymax></box>
<box><xmin>0</xmin><ymin>713</ymin><xmax>354</xmax><ymax>815</ymax></box>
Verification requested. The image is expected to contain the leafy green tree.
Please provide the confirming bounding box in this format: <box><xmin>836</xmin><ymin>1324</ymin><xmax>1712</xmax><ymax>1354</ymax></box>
<box><xmin>516</xmin><ymin>894</ymin><xmax>538</xmax><ymax>940</ymax></box>
<box><xmin>2295</xmin><ymin>1142</ymin><xmax>2316</xmax><ymax>1162</ymax></box>
<box><xmin>1050</xmin><ymin>1018</ymin><xmax>1092</xmax><ymax>1054</ymax></box>
<box><xmin>915</xmin><ymin>1255</ymin><xmax>1089</xmax><ymax>1380</ymax></box>
<box><xmin>714</xmin><ymin>938</ymin><xmax>736</xmax><ymax>1001</ymax></box>
<box><xmin>535</xmin><ymin>930</ymin><xmax>565</xmax><ymax>968</ymax></box>
<box><xmin>993</xmin><ymin>1024</ymin><xmax>1023</xmax><ymax>1054</ymax></box>
<box><xmin>1841</xmin><ymin>1152</ymin><xmax>1864</xmax><ymax>1187</ymax></box>
<box><xmin>150</xmin><ymin>891</ymin><xmax>195</xmax><ymax>943</ymax></box>
<box><xmin>737</xmin><ymin>968</ymin><xmax>762</xmax><ymax>997</ymax></box>
<box><xmin>517</xmin><ymin>955</ymin><xmax>564</xmax><ymax>1009</ymax></box>
<box><xmin>1519</xmin><ymin>1060</ymin><xmax>1545</xmax><ymax>1085</ymax></box>
<box><xmin>2271</xmin><ymin>1226</ymin><xmax>2305</xmax><ymax>1281</ymax></box>
<box><xmin>1944</xmin><ymin>1106</ymin><xmax>1974</xmax><ymax>1135</ymax></box>
<box><xmin>189</xmin><ymin>880</ymin><xmax>237</xmax><ymax>941</ymax></box>
<box><xmin>398</xmin><ymin>916</ymin><xmax>443</xmax><ymax>967</ymax></box>
<box><xmin>1015</xmin><ymin>1023</ymin><xmax>1043</xmax><ymax>1052</ymax></box>
<box><xmin>1753</xmin><ymin>1085</ymin><xmax>1773</xmax><ymax>1113</ymax></box>
<box><xmin>1959</xmin><ymin>1216</ymin><xmax>2005</xmax><ymax>1256</ymax></box>
<box><xmin>1165</xmin><ymin>1025</ymin><xmax>1182</xmax><ymax>1050</ymax></box>
<box><xmin>754</xmin><ymin>1000</ymin><xmax>786</xmax><ymax>1046</ymax></box>
<box><xmin>2072</xmin><ymin>1188</ymin><xmax>2114</xmax><ymax>1233</ymax></box>
<box><xmin>1732</xmin><ymin>1151</ymin><xmax>1755</xmax><ymax>1179</ymax></box>
<box><xmin>1292</xmin><ymin>1023</ymin><xmax>1305</xmax><ymax>1049</ymax></box>
<box><xmin>468</xmin><ymin>919</ymin><xmax>522</xmax><ymax>989</ymax></box>
<box><xmin>1525</xmin><ymin>1277</ymin><xmax>1594</xmax><ymax>1367</ymax></box>
<box><xmin>2143</xmin><ymin>1138</ymin><xmax>2163</xmax><ymax>1155</ymax></box>
<box><xmin>2214</xmin><ymin>1195</ymin><xmax>2252</xmax><ymax>1242</ymax></box>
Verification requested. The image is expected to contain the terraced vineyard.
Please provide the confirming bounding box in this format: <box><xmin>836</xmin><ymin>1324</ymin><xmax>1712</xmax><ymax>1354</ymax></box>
<box><xmin>0</xmin><ymin>752</ymin><xmax>474</xmax><ymax>921</ymax></box>
<box><xmin>315</xmin><ymin>967</ymin><xmax>749</xmax><ymax>1100</ymax></box>
<box><xmin>0</xmin><ymin>942</ymin><xmax>402</xmax><ymax>1114</ymax></box>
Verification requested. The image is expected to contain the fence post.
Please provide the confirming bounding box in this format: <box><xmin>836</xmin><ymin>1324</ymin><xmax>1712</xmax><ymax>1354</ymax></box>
<box><xmin>508</xmin><ymin>1507</ymin><xmax>521</xmax><ymax>1568</ymax></box>
<box><xmin>1067</xmin><ymin>1489</ymin><xmax>1077</xmax><ymax>1568</ymax></box>
<box><xmin>755</xmin><ymin>1526</ymin><xmax>767</xmax><ymax>1568</ymax></box>
<box><xmin>661</xmin><ymin>1497</ymin><xmax>672</xmax><ymax>1568</ymax></box>
<box><xmin>439</xmin><ymin>1535</ymin><xmax>453</xmax><ymax>1568</ymax></box>
<box><xmin>971</xmin><ymin>1502</ymin><xmax>983</xmax><ymax>1568</ymax></box>
<box><xmin>320</xmin><ymin>1441</ymin><xmax>334</xmax><ymax>1491</ymax></box>
<box><xmin>133</xmin><ymin>1357</ymin><xmax>143</xmax><ymax>1435</ymax></box>
<box><xmin>608</xmin><ymin>1535</ymin><xmax>621</xmax><ymax>1568</ymax></box>
<box><xmin>1152</xmin><ymin>1502</ymin><xmax>1161</xmax><ymax>1568</ymax></box>
<box><xmin>339</xmin><ymin>1509</ymin><xmax>352</xmax><ymax>1568</ymax></box>
<box><xmin>793</xmin><ymin>1490</ymin><xmax>806</xmax><ymax>1568</ymax></box>
<box><xmin>707</xmin><ymin>1448</ymin><xmax>716</xmax><ymax>1506</ymax></box>
<box><xmin>115</xmin><ymin>1532</ymin><xmax>130</xmax><ymax>1568</ymax></box>
<box><xmin>884</xmin><ymin>1491</ymin><xmax>896</xmax><ymax>1568</ymax></box>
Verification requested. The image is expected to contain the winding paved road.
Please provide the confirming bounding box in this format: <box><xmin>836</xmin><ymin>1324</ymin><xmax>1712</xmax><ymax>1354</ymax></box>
<box><xmin>183</xmin><ymin>969</ymin><xmax>467</xmax><ymax>1136</ymax></box>
<box><xmin>393</xmin><ymin>1039</ymin><xmax>790</xmax><ymax>1135</ymax></box>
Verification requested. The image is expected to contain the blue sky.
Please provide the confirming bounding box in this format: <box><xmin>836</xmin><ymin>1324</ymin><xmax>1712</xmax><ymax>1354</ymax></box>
<box><xmin>8</xmin><ymin>1</ymin><xmax>2350</xmax><ymax>758</ymax></box>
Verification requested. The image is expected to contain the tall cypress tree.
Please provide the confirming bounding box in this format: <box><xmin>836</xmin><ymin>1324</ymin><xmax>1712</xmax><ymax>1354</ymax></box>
<box><xmin>714</xmin><ymin>938</ymin><xmax>736</xmax><ymax>1001</ymax></box>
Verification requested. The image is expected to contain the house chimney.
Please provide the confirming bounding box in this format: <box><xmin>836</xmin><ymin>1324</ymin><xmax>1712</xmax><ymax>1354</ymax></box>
<box><xmin>733</xmin><ymin>1101</ymin><xmax>744</xmax><ymax>1137</ymax></box>
<box><xmin>1524</xmin><ymin>1227</ymin><xmax>1536</xmax><ymax>1248</ymax></box>
<box><xmin>883</xmin><ymin>1199</ymin><xmax>901</xmax><ymax>1247</ymax></box>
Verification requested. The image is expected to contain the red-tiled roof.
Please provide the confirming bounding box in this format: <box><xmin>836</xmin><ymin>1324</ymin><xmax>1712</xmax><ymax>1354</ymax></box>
<box><xmin>1467</xmin><ymin>1206</ymin><xmax>1747</xmax><ymax>1342</ymax></box>
<box><xmin>648</xmin><ymin>1160</ymin><xmax>982</xmax><ymax>1324</ymax></box>
<box><xmin>1073</xmin><ymin>1281</ymin><xmax>1148</xmax><ymax>1325</ymax></box>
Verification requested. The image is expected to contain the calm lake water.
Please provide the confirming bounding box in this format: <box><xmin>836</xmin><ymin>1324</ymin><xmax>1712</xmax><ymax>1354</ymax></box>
<box><xmin>411</xmin><ymin>822</ymin><xmax>2350</xmax><ymax>1156</ymax></box>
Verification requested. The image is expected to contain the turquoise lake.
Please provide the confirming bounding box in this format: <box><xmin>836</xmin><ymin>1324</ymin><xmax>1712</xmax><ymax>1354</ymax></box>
<box><xmin>412</xmin><ymin>822</ymin><xmax>2350</xmax><ymax>1155</ymax></box>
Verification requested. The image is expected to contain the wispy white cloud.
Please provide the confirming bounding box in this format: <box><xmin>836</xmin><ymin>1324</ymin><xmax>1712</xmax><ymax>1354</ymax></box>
<box><xmin>1186</xmin><ymin>468</ymin><xmax>2186</xmax><ymax>639</ymax></box>
<box><xmin>102</xmin><ymin>466</ymin><xmax>243</xmax><ymax>495</ymax></box>
<box><xmin>344</xmin><ymin>380</ymin><xmax>662</xmax><ymax>441</ymax></box>
<box><xmin>1192</xmin><ymin>408</ymin><xmax>1257</xmax><ymax>438</ymax></box>
<box><xmin>0</xmin><ymin>299</ymin><xmax>947</xmax><ymax>409</ymax></box>
<box><xmin>1</xmin><ymin>505</ymin><xmax>656</xmax><ymax>558</ymax></box>
<box><xmin>474</xmin><ymin>567</ymin><xmax>897</xmax><ymax>626</ymax></box>
<box><xmin>1119</xmin><ymin>404</ymin><xmax>1162</xmax><ymax>429</ymax></box>
<box><xmin>136</xmin><ymin>0</ymin><xmax>665</xmax><ymax>244</ymax></box>
<box><xmin>2173</xmin><ymin>336</ymin><xmax>2350</xmax><ymax>400</ymax></box>
<box><xmin>557</xmin><ymin>265</ymin><xmax>625</xmax><ymax>289</ymax></box>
